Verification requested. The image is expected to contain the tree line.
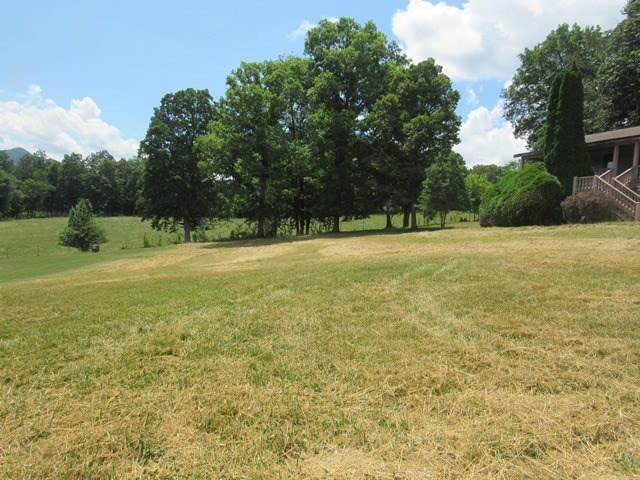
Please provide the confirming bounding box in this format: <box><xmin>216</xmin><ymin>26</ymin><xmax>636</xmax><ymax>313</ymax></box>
<box><xmin>7</xmin><ymin>2</ymin><xmax>635</xmax><ymax>235</ymax></box>
<box><xmin>138</xmin><ymin>18</ymin><xmax>466</xmax><ymax>242</ymax></box>
<box><xmin>0</xmin><ymin>149</ymin><xmax>142</xmax><ymax>218</ymax></box>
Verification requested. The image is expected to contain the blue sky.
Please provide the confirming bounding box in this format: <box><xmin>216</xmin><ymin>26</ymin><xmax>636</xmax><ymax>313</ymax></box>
<box><xmin>0</xmin><ymin>0</ymin><xmax>626</xmax><ymax>166</ymax></box>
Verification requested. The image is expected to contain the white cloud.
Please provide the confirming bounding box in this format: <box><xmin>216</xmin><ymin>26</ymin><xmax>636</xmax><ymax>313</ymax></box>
<box><xmin>0</xmin><ymin>85</ymin><xmax>138</xmax><ymax>160</ymax></box>
<box><xmin>466</xmin><ymin>85</ymin><xmax>480</xmax><ymax>106</ymax></box>
<box><xmin>288</xmin><ymin>17</ymin><xmax>340</xmax><ymax>41</ymax></box>
<box><xmin>392</xmin><ymin>0</ymin><xmax>626</xmax><ymax>82</ymax></box>
<box><xmin>288</xmin><ymin>20</ymin><xmax>316</xmax><ymax>40</ymax></box>
<box><xmin>454</xmin><ymin>102</ymin><xmax>527</xmax><ymax>167</ymax></box>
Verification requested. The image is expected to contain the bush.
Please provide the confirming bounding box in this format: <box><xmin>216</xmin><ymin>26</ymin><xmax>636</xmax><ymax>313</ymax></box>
<box><xmin>58</xmin><ymin>199</ymin><xmax>107</xmax><ymax>252</ymax></box>
<box><xmin>479</xmin><ymin>163</ymin><xmax>564</xmax><ymax>227</ymax></box>
<box><xmin>561</xmin><ymin>190</ymin><xmax>619</xmax><ymax>223</ymax></box>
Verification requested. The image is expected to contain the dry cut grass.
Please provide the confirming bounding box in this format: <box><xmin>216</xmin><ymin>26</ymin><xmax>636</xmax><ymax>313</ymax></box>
<box><xmin>1</xmin><ymin>222</ymin><xmax>640</xmax><ymax>479</ymax></box>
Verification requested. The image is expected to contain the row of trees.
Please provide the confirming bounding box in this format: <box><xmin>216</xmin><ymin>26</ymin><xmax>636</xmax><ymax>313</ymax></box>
<box><xmin>139</xmin><ymin>18</ymin><xmax>463</xmax><ymax>241</ymax></box>
<box><xmin>503</xmin><ymin>0</ymin><xmax>640</xmax><ymax>149</ymax></box>
<box><xmin>0</xmin><ymin>150</ymin><xmax>142</xmax><ymax>218</ymax></box>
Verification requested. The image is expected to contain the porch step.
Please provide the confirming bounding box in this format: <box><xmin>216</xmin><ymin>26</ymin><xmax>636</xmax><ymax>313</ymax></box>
<box><xmin>573</xmin><ymin>169</ymin><xmax>640</xmax><ymax>221</ymax></box>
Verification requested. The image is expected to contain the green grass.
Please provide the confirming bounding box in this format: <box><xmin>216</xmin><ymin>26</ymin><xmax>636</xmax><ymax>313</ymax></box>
<box><xmin>1</xmin><ymin>219</ymin><xmax>639</xmax><ymax>478</ymax></box>
<box><xmin>0</xmin><ymin>217</ymin><xmax>183</xmax><ymax>283</ymax></box>
<box><xmin>0</xmin><ymin>214</ymin><xmax>472</xmax><ymax>283</ymax></box>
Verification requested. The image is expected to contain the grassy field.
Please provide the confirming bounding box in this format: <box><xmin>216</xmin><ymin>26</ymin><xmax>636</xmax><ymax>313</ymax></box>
<box><xmin>1</xmin><ymin>218</ymin><xmax>639</xmax><ymax>478</ymax></box>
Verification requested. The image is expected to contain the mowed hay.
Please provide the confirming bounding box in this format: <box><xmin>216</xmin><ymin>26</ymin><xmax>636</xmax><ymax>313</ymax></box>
<box><xmin>1</xmin><ymin>223</ymin><xmax>639</xmax><ymax>478</ymax></box>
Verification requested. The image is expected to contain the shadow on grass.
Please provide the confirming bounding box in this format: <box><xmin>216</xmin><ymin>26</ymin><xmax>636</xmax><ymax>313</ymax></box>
<box><xmin>199</xmin><ymin>225</ymin><xmax>450</xmax><ymax>250</ymax></box>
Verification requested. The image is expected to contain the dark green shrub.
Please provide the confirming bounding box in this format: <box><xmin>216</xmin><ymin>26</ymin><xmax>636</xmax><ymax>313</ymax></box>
<box><xmin>58</xmin><ymin>199</ymin><xmax>107</xmax><ymax>251</ymax></box>
<box><xmin>561</xmin><ymin>190</ymin><xmax>619</xmax><ymax>223</ymax></box>
<box><xmin>479</xmin><ymin>163</ymin><xmax>564</xmax><ymax>227</ymax></box>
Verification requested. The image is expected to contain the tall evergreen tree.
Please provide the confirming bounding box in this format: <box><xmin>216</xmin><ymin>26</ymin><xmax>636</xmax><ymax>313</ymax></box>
<box><xmin>544</xmin><ymin>63</ymin><xmax>593</xmax><ymax>194</ymax></box>
<box><xmin>542</xmin><ymin>73</ymin><xmax>562</xmax><ymax>154</ymax></box>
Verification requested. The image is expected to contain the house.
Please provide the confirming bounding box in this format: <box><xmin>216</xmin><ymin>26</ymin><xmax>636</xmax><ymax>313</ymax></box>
<box><xmin>514</xmin><ymin>126</ymin><xmax>640</xmax><ymax>221</ymax></box>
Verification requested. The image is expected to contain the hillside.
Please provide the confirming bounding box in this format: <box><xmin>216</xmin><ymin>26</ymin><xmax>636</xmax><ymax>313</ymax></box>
<box><xmin>1</xmin><ymin>220</ymin><xmax>639</xmax><ymax>478</ymax></box>
<box><xmin>1</xmin><ymin>147</ymin><xmax>30</xmax><ymax>163</ymax></box>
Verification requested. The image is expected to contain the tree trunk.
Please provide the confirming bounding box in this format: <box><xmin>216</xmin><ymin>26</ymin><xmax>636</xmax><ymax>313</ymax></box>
<box><xmin>440</xmin><ymin>212</ymin><xmax>446</xmax><ymax>229</ymax></box>
<box><xmin>402</xmin><ymin>204</ymin><xmax>410</xmax><ymax>228</ymax></box>
<box><xmin>410</xmin><ymin>207</ymin><xmax>418</xmax><ymax>231</ymax></box>
<box><xmin>332</xmin><ymin>215</ymin><xmax>340</xmax><ymax>233</ymax></box>
<box><xmin>257</xmin><ymin>216</ymin><xmax>265</xmax><ymax>239</ymax></box>
<box><xmin>385</xmin><ymin>207</ymin><xmax>393</xmax><ymax>229</ymax></box>
<box><xmin>184</xmin><ymin>219</ymin><xmax>192</xmax><ymax>243</ymax></box>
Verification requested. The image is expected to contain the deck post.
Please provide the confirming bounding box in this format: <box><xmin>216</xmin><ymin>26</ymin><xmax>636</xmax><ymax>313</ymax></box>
<box><xmin>633</xmin><ymin>141</ymin><xmax>639</xmax><ymax>168</ymax></box>
<box><xmin>612</xmin><ymin>144</ymin><xmax>620</xmax><ymax>175</ymax></box>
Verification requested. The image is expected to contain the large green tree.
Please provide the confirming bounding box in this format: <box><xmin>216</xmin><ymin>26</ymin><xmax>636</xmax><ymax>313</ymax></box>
<box><xmin>544</xmin><ymin>63</ymin><xmax>593</xmax><ymax>194</ymax></box>
<box><xmin>266</xmin><ymin>56</ymin><xmax>315</xmax><ymax>236</ymax></box>
<box><xmin>139</xmin><ymin>88</ymin><xmax>216</xmax><ymax>243</ymax></box>
<box><xmin>199</xmin><ymin>61</ymin><xmax>294</xmax><ymax>238</ymax></box>
<box><xmin>305</xmin><ymin>18</ymin><xmax>397</xmax><ymax>232</ymax></box>
<box><xmin>502</xmin><ymin>23</ymin><xmax>607</xmax><ymax>149</ymax></box>
<box><xmin>368</xmin><ymin>59</ymin><xmax>460</xmax><ymax>230</ymax></box>
<box><xmin>599</xmin><ymin>0</ymin><xmax>640</xmax><ymax>128</ymax></box>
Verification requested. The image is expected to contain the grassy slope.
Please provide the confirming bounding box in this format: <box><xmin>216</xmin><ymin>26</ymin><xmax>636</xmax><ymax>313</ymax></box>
<box><xmin>0</xmin><ymin>217</ymin><xmax>184</xmax><ymax>283</ymax></box>
<box><xmin>1</xmin><ymin>220</ymin><xmax>639</xmax><ymax>478</ymax></box>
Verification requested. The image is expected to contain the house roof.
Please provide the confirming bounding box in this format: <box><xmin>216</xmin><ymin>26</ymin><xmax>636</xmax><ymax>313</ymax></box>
<box><xmin>514</xmin><ymin>126</ymin><xmax>640</xmax><ymax>159</ymax></box>
<box><xmin>584</xmin><ymin>126</ymin><xmax>640</xmax><ymax>145</ymax></box>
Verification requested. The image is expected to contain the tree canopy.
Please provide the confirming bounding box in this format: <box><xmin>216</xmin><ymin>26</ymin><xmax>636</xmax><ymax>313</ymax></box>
<box><xmin>197</xmin><ymin>17</ymin><xmax>461</xmax><ymax>237</ymax></box>
<box><xmin>2</xmin><ymin>17</ymin><xmax>466</xmax><ymax>237</ymax></box>
<box><xmin>502</xmin><ymin>23</ymin><xmax>607</xmax><ymax>149</ymax></box>
<box><xmin>139</xmin><ymin>88</ymin><xmax>216</xmax><ymax>243</ymax></box>
<box><xmin>420</xmin><ymin>151</ymin><xmax>468</xmax><ymax>229</ymax></box>
<box><xmin>304</xmin><ymin>18</ymin><xmax>399</xmax><ymax>232</ymax></box>
<box><xmin>599</xmin><ymin>0</ymin><xmax>640</xmax><ymax>128</ymax></box>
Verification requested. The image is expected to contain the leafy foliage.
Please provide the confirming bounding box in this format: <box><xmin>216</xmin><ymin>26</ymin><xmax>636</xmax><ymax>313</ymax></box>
<box><xmin>469</xmin><ymin>163</ymin><xmax>517</xmax><ymax>184</ymax></box>
<box><xmin>465</xmin><ymin>173</ymin><xmax>491</xmax><ymax>220</ymax></box>
<box><xmin>599</xmin><ymin>0</ymin><xmax>640</xmax><ymax>128</ymax></box>
<box><xmin>420</xmin><ymin>152</ymin><xmax>468</xmax><ymax>229</ymax></box>
<box><xmin>58</xmin><ymin>199</ymin><xmax>107</xmax><ymax>252</ymax></box>
<box><xmin>0</xmin><ymin>169</ymin><xmax>18</xmax><ymax>217</ymax></box>
<box><xmin>305</xmin><ymin>18</ymin><xmax>398</xmax><ymax>232</ymax></box>
<box><xmin>198</xmin><ymin>59</ymin><xmax>310</xmax><ymax>238</ymax></box>
<box><xmin>561</xmin><ymin>190</ymin><xmax>620</xmax><ymax>223</ymax></box>
<box><xmin>479</xmin><ymin>163</ymin><xmax>564</xmax><ymax>227</ymax></box>
<box><xmin>502</xmin><ymin>23</ymin><xmax>607</xmax><ymax>149</ymax></box>
<box><xmin>367</xmin><ymin>59</ymin><xmax>461</xmax><ymax>230</ymax></box>
<box><xmin>139</xmin><ymin>88</ymin><xmax>216</xmax><ymax>242</ymax></box>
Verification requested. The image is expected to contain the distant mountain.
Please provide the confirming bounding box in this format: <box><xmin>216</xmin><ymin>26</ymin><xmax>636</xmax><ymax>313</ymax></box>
<box><xmin>2</xmin><ymin>147</ymin><xmax>30</xmax><ymax>163</ymax></box>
